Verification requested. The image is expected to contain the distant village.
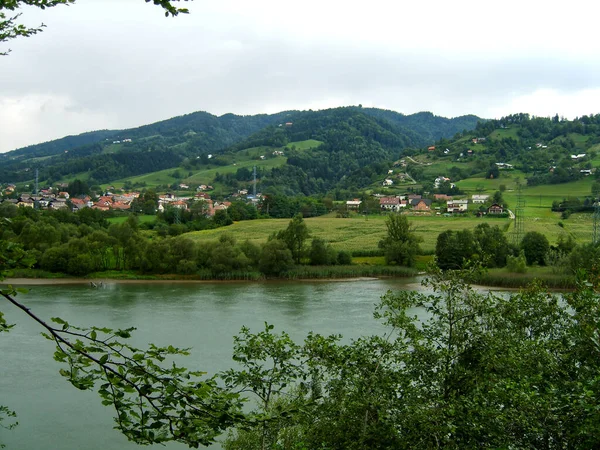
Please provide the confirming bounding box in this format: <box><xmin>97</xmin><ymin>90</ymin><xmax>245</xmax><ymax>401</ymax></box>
<box><xmin>0</xmin><ymin>182</ymin><xmax>263</xmax><ymax>217</ymax></box>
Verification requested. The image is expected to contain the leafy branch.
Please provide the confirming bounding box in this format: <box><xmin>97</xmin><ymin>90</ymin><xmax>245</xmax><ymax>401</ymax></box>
<box><xmin>0</xmin><ymin>0</ymin><xmax>193</xmax><ymax>55</ymax></box>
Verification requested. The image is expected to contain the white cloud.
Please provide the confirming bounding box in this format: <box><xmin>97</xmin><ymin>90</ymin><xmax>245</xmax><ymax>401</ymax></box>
<box><xmin>486</xmin><ymin>88</ymin><xmax>600</xmax><ymax>120</ymax></box>
<box><xmin>0</xmin><ymin>94</ymin><xmax>117</xmax><ymax>151</ymax></box>
<box><xmin>1</xmin><ymin>0</ymin><xmax>600</xmax><ymax>152</ymax></box>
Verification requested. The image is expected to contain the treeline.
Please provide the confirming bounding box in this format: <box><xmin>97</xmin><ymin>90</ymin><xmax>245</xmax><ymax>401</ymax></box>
<box><xmin>436</xmin><ymin>223</ymin><xmax>595</xmax><ymax>277</ymax></box>
<box><xmin>0</xmin><ymin>206</ymin><xmax>353</xmax><ymax>278</ymax></box>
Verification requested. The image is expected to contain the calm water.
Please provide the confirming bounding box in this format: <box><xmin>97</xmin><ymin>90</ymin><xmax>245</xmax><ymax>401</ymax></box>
<box><xmin>0</xmin><ymin>279</ymin><xmax>425</xmax><ymax>450</ymax></box>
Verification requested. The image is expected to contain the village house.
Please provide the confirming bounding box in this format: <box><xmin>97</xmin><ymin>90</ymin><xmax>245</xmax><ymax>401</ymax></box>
<box><xmin>411</xmin><ymin>198</ymin><xmax>432</xmax><ymax>211</ymax></box>
<box><xmin>70</xmin><ymin>198</ymin><xmax>87</xmax><ymax>211</ymax></box>
<box><xmin>49</xmin><ymin>198</ymin><xmax>68</xmax><ymax>210</ymax></box>
<box><xmin>495</xmin><ymin>162</ymin><xmax>513</xmax><ymax>170</ymax></box>
<box><xmin>447</xmin><ymin>199</ymin><xmax>468</xmax><ymax>213</ymax></box>
<box><xmin>213</xmin><ymin>201</ymin><xmax>231</xmax><ymax>213</ymax></box>
<box><xmin>346</xmin><ymin>199</ymin><xmax>362</xmax><ymax>210</ymax></box>
<box><xmin>171</xmin><ymin>200</ymin><xmax>188</xmax><ymax>210</ymax></box>
<box><xmin>434</xmin><ymin>176</ymin><xmax>451</xmax><ymax>188</ymax></box>
<box><xmin>379</xmin><ymin>197</ymin><xmax>401</xmax><ymax>212</ymax></box>
<box><xmin>571</xmin><ymin>154</ymin><xmax>587</xmax><ymax>160</ymax></box>
<box><xmin>382</xmin><ymin>178</ymin><xmax>394</xmax><ymax>186</ymax></box>
<box><xmin>17</xmin><ymin>198</ymin><xmax>34</xmax><ymax>208</ymax></box>
<box><xmin>488</xmin><ymin>203</ymin><xmax>504</xmax><ymax>215</ymax></box>
<box><xmin>471</xmin><ymin>194</ymin><xmax>490</xmax><ymax>204</ymax></box>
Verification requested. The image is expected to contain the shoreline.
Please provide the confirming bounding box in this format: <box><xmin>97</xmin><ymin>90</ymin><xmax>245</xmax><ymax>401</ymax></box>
<box><xmin>1</xmin><ymin>276</ymin><xmax>384</xmax><ymax>286</ymax></box>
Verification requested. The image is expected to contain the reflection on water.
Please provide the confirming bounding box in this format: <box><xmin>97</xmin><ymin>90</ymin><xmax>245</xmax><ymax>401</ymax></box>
<box><xmin>0</xmin><ymin>278</ymin><xmax>424</xmax><ymax>450</ymax></box>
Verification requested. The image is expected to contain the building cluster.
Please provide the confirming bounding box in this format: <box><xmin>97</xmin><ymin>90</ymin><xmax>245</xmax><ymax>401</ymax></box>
<box><xmin>345</xmin><ymin>192</ymin><xmax>504</xmax><ymax>216</ymax></box>
<box><xmin>1</xmin><ymin>182</ymin><xmax>266</xmax><ymax>219</ymax></box>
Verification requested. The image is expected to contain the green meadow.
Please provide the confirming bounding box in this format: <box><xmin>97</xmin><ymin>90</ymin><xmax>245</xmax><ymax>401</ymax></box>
<box><xmin>105</xmin><ymin>139</ymin><xmax>322</xmax><ymax>190</ymax></box>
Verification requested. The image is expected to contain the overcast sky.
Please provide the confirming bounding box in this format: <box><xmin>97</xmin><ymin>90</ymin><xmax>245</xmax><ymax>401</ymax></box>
<box><xmin>1</xmin><ymin>0</ymin><xmax>600</xmax><ymax>153</ymax></box>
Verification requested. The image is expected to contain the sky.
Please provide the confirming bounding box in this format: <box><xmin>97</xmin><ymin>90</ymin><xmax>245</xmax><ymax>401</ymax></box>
<box><xmin>1</xmin><ymin>0</ymin><xmax>600</xmax><ymax>153</ymax></box>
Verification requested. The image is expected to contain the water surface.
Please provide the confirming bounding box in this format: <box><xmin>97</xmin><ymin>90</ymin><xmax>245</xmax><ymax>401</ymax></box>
<box><xmin>1</xmin><ymin>279</ymin><xmax>421</xmax><ymax>449</ymax></box>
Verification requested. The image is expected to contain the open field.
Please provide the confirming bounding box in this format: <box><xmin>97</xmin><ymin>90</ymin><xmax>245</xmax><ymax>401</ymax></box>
<box><xmin>108</xmin><ymin>215</ymin><xmax>156</xmax><ymax>225</ymax></box>
<box><xmin>185</xmin><ymin>209</ymin><xmax>594</xmax><ymax>255</ymax></box>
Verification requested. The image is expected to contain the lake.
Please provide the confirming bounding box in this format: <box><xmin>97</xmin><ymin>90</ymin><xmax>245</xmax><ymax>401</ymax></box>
<box><xmin>0</xmin><ymin>278</ymin><xmax>427</xmax><ymax>450</ymax></box>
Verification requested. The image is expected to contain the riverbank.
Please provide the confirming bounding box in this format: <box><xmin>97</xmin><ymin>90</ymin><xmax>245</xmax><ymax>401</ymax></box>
<box><xmin>2</xmin><ymin>267</ymin><xmax>577</xmax><ymax>289</ymax></box>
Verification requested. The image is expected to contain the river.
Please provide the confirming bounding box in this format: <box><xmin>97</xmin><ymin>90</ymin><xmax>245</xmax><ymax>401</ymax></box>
<box><xmin>1</xmin><ymin>278</ymin><xmax>428</xmax><ymax>450</ymax></box>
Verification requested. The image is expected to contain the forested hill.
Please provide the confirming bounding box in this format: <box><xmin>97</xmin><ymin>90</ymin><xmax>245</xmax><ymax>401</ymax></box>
<box><xmin>0</xmin><ymin>110</ymin><xmax>293</xmax><ymax>184</ymax></box>
<box><xmin>0</xmin><ymin>107</ymin><xmax>481</xmax><ymax>190</ymax></box>
<box><xmin>362</xmin><ymin>109</ymin><xmax>481</xmax><ymax>143</ymax></box>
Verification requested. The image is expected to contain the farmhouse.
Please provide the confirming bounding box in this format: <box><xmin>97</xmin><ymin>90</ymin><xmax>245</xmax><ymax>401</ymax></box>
<box><xmin>383</xmin><ymin>179</ymin><xmax>394</xmax><ymax>186</ymax></box>
<box><xmin>471</xmin><ymin>194</ymin><xmax>490</xmax><ymax>204</ymax></box>
<box><xmin>411</xmin><ymin>198</ymin><xmax>432</xmax><ymax>211</ymax></box>
<box><xmin>495</xmin><ymin>163</ymin><xmax>513</xmax><ymax>170</ymax></box>
<box><xmin>379</xmin><ymin>197</ymin><xmax>402</xmax><ymax>212</ymax></box>
<box><xmin>346</xmin><ymin>199</ymin><xmax>362</xmax><ymax>210</ymax></box>
<box><xmin>434</xmin><ymin>176</ymin><xmax>451</xmax><ymax>188</ymax></box>
<box><xmin>488</xmin><ymin>203</ymin><xmax>504</xmax><ymax>214</ymax></box>
<box><xmin>447</xmin><ymin>199</ymin><xmax>468</xmax><ymax>213</ymax></box>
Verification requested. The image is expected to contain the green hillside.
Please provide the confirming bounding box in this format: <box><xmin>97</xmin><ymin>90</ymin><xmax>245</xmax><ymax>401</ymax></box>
<box><xmin>0</xmin><ymin>107</ymin><xmax>483</xmax><ymax>196</ymax></box>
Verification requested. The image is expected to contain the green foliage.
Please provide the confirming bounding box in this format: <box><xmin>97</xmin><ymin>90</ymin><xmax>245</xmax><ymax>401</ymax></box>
<box><xmin>436</xmin><ymin>224</ymin><xmax>513</xmax><ymax>270</ymax></box>
<box><xmin>521</xmin><ymin>231</ymin><xmax>550</xmax><ymax>265</ymax></box>
<box><xmin>309</xmin><ymin>238</ymin><xmax>336</xmax><ymax>266</ymax></box>
<box><xmin>276</xmin><ymin>214</ymin><xmax>309</xmax><ymax>264</ymax></box>
<box><xmin>435</xmin><ymin>229</ymin><xmax>477</xmax><ymax>270</ymax></box>
<box><xmin>336</xmin><ymin>250</ymin><xmax>352</xmax><ymax>265</ymax></box>
<box><xmin>506</xmin><ymin>250</ymin><xmax>527</xmax><ymax>273</ymax></box>
<box><xmin>216</xmin><ymin>266</ymin><xmax>600</xmax><ymax>449</ymax></box>
<box><xmin>259</xmin><ymin>239</ymin><xmax>294</xmax><ymax>276</ymax></box>
<box><xmin>378</xmin><ymin>215</ymin><xmax>421</xmax><ymax>266</ymax></box>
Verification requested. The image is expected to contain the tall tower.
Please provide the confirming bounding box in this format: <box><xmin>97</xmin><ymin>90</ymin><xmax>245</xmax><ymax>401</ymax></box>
<box><xmin>512</xmin><ymin>185</ymin><xmax>525</xmax><ymax>245</ymax></box>
<box><xmin>34</xmin><ymin>168</ymin><xmax>39</xmax><ymax>209</ymax></box>
<box><xmin>593</xmin><ymin>201</ymin><xmax>600</xmax><ymax>244</ymax></box>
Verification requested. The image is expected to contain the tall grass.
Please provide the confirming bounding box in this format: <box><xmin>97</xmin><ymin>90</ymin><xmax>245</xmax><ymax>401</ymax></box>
<box><xmin>280</xmin><ymin>265</ymin><xmax>418</xmax><ymax>280</ymax></box>
<box><xmin>476</xmin><ymin>272</ymin><xmax>576</xmax><ymax>289</ymax></box>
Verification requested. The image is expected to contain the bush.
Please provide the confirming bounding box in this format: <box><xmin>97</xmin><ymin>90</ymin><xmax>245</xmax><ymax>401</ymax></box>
<box><xmin>506</xmin><ymin>251</ymin><xmax>527</xmax><ymax>273</ymax></box>
<box><xmin>337</xmin><ymin>251</ymin><xmax>352</xmax><ymax>265</ymax></box>
<box><xmin>176</xmin><ymin>259</ymin><xmax>198</xmax><ymax>275</ymax></box>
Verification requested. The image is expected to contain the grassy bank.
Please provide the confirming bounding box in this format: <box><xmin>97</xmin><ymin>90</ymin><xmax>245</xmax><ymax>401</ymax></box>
<box><xmin>477</xmin><ymin>267</ymin><xmax>576</xmax><ymax>289</ymax></box>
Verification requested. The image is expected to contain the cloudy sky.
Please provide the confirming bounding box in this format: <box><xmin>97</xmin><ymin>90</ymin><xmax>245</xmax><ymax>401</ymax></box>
<box><xmin>1</xmin><ymin>0</ymin><xmax>600</xmax><ymax>153</ymax></box>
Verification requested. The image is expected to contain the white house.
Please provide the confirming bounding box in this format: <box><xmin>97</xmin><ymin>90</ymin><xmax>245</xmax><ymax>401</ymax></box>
<box><xmin>434</xmin><ymin>176</ymin><xmax>450</xmax><ymax>188</ymax></box>
<box><xmin>346</xmin><ymin>199</ymin><xmax>362</xmax><ymax>210</ymax></box>
<box><xmin>472</xmin><ymin>194</ymin><xmax>490</xmax><ymax>204</ymax></box>
<box><xmin>383</xmin><ymin>179</ymin><xmax>394</xmax><ymax>186</ymax></box>
<box><xmin>447</xmin><ymin>199</ymin><xmax>468</xmax><ymax>213</ymax></box>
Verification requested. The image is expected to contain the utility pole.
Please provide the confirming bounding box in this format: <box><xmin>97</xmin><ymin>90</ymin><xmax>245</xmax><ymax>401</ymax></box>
<box><xmin>34</xmin><ymin>168</ymin><xmax>39</xmax><ymax>209</ymax></box>
<box><xmin>513</xmin><ymin>185</ymin><xmax>525</xmax><ymax>245</ymax></box>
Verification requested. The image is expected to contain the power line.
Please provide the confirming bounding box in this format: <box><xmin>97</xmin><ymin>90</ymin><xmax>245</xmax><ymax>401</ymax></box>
<box><xmin>512</xmin><ymin>185</ymin><xmax>525</xmax><ymax>245</ymax></box>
